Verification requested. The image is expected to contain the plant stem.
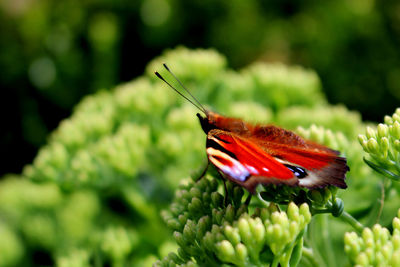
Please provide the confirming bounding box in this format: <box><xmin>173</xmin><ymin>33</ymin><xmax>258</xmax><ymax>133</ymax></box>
<box><xmin>339</xmin><ymin>211</ymin><xmax>364</xmax><ymax>233</ymax></box>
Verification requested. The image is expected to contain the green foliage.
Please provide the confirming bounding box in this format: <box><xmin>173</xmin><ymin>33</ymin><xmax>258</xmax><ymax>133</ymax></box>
<box><xmin>0</xmin><ymin>47</ymin><xmax>400</xmax><ymax>266</ymax></box>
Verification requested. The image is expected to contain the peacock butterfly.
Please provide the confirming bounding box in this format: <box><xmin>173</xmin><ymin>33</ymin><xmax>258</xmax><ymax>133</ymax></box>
<box><xmin>155</xmin><ymin>64</ymin><xmax>348</xmax><ymax>194</ymax></box>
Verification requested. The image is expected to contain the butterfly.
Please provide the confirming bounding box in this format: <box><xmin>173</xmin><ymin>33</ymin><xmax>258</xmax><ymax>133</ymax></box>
<box><xmin>155</xmin><ymin>64</ymin><xmax>349</xmax><ymax>194</ymax></box>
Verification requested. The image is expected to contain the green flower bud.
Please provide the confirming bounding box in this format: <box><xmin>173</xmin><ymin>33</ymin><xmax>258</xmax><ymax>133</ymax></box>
<box><xmin>393</xmin><ymin>114</ymin><xmax>400</xmax><ymax>123</ymax></box>
<box><xmin>250</xmin><ymin>218</ymin><xmax>265</xmax><ymax>243</ymax></box>
<box><xmin>394</xmin><ymin>217</ymin><xmax>400</xmax><ymax>231</ymax></box>
<box><xmin>174</xmin><ymin>232</ymin><xmax>187</xmax><ymax>248</ymax></box>
<box><xmin>331</xmin><ymin>198</ymin><xmax>344</xmax><ymax>217</ymax></box>
<box><xmin>287</xmin><ymin>202</ymin><xmax>300</xmax><ymax>221</ymax></box>
<box><xmin>366</xmin><ymin>126</ymin><xmax>376</xmax><ymax>139</ymax></box>
<box><xmin>393</xmin><ymin>235</ymin><xmax>400</xmax><ymax>250</ymax></box>
<box><xmin>358</xmin><ymin>134</ymin><xmax>368</xmax><ymax>145</ymax></box>
<box><xmin>236</xmin><ymin>204</ymin><xmax>248</xmax><ymax>218</ymax></box>
<box><xmin>177</xmin><ymin>247</ymin><xmax>191</xmax><ymax>261</ymax></box>
<box><xmin>212</xmin><ymin>209</ymin><xmax>224</xmax><ymax>225</ymax></box>
<box><xmin>271</xmin><ymin>224</ymin><xmax>283</xmax><ymax>241</ymax></box>
<box><xmin>391</xmin><ymin>251</ymin><xmax>400</xmax><ymax>266</ymax></box>
<box><xmin>367</xmin><ymin>138</ymin><xmax>379</xmax><ymax>154</ymax></box>
<box><xmin>202</xmin><ymin>232</ymin><xmax>215</xmax><ymax>251</ymax></box>
<box><xmin>356</xmin><ymin>252</ymin><xmax>369</xmax><ymax>265</ymax></box>
<box><xmin>382</xmin><ymin>244</ymin><xmax>393</xmax><ymax>261</ymax></box>
<box><xmin>309</xmin><ymin>190</ymin><xmax>324</xmax><ymax>204</ymax></box>
<box><xmin>365</xmin><ymin>247</ymin><xmax>374</xmax><ymax>262</ymax></box>
<box><xmin>394</xmin><ymin>140</ymin><xmax>400</xmax><ymax>152</ymax></box>
<box><xmin>224</xmin><ymin>226</ymin><xmax>241</xmax><ymax>245</ymax></box>
<box><xmin>225</xmin><ymin>204</ymin><xmax>236</xmax><ymax>223</ymax></box>
<box><xmin>391</xmin><ymin>121</ymin><xmax>400</xmax><ymax>139</ymax></box>
<box><xmin>178</xmin><ymin>214</ymin><xmax>189</xmax><ymax>226</ymax></box>
<box><xmin>211</xmin><ymin>192</ymin><xmax>223</xmax><ymax>208</ymax></box>
<box><xmin>233</xmin><ymin>187</ymin><xmax>244</xmax><ymax>206</ymax></box>
<box><xmin>188</xmin><ymin>197</ymin><xmax>202</xmax><ymax>215</ymax></box>
<box><xmin>183</xmin><ymin>220</ymin><xmax>196</xmax><ymax>241</ymax></box>
<box><xmin>384</xmin><ymin>115</ymin><xmax>393</xmax><ymax>125</ymax></box>
<box><xmin>299</xmin><ymin>203</ymin><xmax>312</xmax><ymax>223</ymax></box>
<box><xmin>238</xmin><ymin>217</ymin><xmax>252</xmax><ymax>243</ymax></box>
<box><xmin>362</xmin><ymin>228</ymin><xmax>374</xmax><ymax>244</ymax></box>
<box><xmin>189</xmin><ymin>187</ymin><xmax>202</xmax><ymax>199</ymax></box>
<box><xmin>216</xmin><ymin>240</ymin><xmax>235</xmax><ymax>259</ymax></box>
<box><xmin>196</xmin><ymin>216</ymin><xmax>210</xmax><ymax>240</ymax></box>
<box><xmin>373</xmin><ymin>224</ymin><xmax>383</xmax><ymax>241</ymax></box>
<box><xmin>235</xmin><ymin>243</ymin><xmax>248</xmax><ymax>263</ymax></box>
<box><xmin>289</xmin><ymin>221</ymin><xmax>299</xmax><ymax>237</ymax></box>
<box><xmin>167</xmin><ymin>219</ymin><xmax>181</xmax><ymax>231</ymax></box>
<box><xmin>377</xmin><ymin>123</ymin><xmax>389</xmax><ymax>138</ymax></box>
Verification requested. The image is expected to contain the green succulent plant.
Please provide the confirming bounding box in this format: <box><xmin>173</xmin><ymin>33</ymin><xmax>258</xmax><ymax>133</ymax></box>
<box><xmin>1</xmin><ymin>47</ymin><xmax>400</xmax><ymax>267</ymax></box>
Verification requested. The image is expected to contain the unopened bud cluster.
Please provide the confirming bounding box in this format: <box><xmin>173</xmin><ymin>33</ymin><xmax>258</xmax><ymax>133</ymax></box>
<box><xmin>358</xmin><ymin>108</ymin><xmax>400</xmax><ymax>179</ymax></box>
<box><xmin>345</xmin><ymin>209</ymin><xmax>400</xmax><ymax>266</ymax></box>
<box><xmin>156</xmin><ymin>176</ymin><xmax>312</xmax><ymax>266</ymax></box>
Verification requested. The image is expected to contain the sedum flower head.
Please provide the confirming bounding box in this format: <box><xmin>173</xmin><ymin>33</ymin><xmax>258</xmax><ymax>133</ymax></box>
<box><xmin>358</xmin><ymin>108</ymin><xmax>400</xmax><ymax>180</ymax></box>
<box><xmin>155</xmin><ymin>176</ymin><xmax>311</xmax><ymax>266</ymax></box>
<box><xmin>344</xmin><ymin>209</ymin><xmax>400</xmax><ymax>266</ymax></box>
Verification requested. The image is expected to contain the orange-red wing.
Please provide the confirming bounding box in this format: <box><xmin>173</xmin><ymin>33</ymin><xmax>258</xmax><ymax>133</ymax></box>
<box><xmin>206</xmin><ymin>128</ymin><xmax>348</xmax><ymax>193</ymax></box>
<box><xmin>206</xmin><ymin>130</ymin><xmax>298</xmax><ymax>192</ymax></box>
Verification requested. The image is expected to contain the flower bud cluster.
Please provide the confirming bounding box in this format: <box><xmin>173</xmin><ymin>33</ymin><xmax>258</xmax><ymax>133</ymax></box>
<box><xmin>156</xmin><ymin>176</ymin><xmax>312</xmax><ymax>266</ymax></box>
<box><xmin>279</xmin><ymin>105</ymin><xmax>363</xmax><ymax>138</ymax></box>
<box><xmin>345</xmin><ymin>209</ymin><xmax>400</xmax><ymax>266</ymax></box>
<box><xmin>358</xmin><ymin>108</ymin><xmax>400</xmax><ymax>180</ymax></box>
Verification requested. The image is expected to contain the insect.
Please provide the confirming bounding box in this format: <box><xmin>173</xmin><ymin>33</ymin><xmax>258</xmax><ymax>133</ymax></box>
<box><xmin>155</xmin><ymin>64</ymin><xmax>349</xmax><ymax>194</ymax></box>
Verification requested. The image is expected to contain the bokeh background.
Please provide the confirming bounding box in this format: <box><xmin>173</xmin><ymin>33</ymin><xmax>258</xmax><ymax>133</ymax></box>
<box><xmin>1</xmin><ymin>0</ymin><xmax>400</xmax><ymax>177</ymax></box>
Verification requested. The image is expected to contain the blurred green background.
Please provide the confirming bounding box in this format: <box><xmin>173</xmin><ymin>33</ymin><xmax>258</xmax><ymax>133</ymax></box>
<box><xmin>1</xmin><ymin>0</ymin><xmax>400</xmax><ymax>177</ymax></box>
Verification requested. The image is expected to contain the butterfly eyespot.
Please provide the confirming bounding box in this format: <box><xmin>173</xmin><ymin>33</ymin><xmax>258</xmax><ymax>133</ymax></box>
<box><xmin>284</xmin><ymin>164</ymin><xmax>308</xmax><ymax>179</ymax></box>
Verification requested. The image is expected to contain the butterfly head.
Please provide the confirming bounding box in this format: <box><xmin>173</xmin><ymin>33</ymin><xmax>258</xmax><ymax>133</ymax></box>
<box><xmin>196</xmin><ymin>111</ymin><xmax>217</xmax><ymax>134</ymax></box>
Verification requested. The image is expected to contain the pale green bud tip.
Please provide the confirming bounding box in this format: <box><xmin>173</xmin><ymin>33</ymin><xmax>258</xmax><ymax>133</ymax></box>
<box><xmin>392</xmin><ymin>121</ymin><xmax>400</xmax><ymax>139</ymax></box>
<box><xmin>235</xmin><ymin>243</ymin><xmax>248</xmax><ymax>262</ymax></box>
<box><xmin>380</xmin><ymin>137</ymin><xmax>389</xmax><ymax>152</ymax></box>
<box><xmin>272</xmin><ymin>225</ymin><xmax>282</xmax><ymax>240</ymax></box>
<box><xmin>393</xmin><ymin>235</ymin><xmax>400</xmax><ymax>250</ymax></box>
<box><xmin>367</xmin><ymin>138</ymin><xmax>379</xmax><ymax>154</ymax></box>
<box><xmin>287</xmin><ymin>202</ymin><xmax>300</xmax><ymax>221</ymax></box>
<box><xmin>384</xmin><ymin>115</ymin><xmax>393</xmax><ymax>125</ymax></box>
<box><xmin>356</xmin><ymin>253</ymin><xmax>369</xmax><ymax>265</ymax></box>
<box><xmin>393</xmin><ymin>218</ymin><xmax>400</xmax><ymax>231</ymax></box>
<box><xmin>362</xmin><ymin>228</ymin><xmax>373</xmax><ymax>246</ymax></box>
<box><xmin>392</xmin><ymin>252</ymin><xmax>400</xmax><ymax>266</ymax></box>
<box><xmin>252</xmin><ymin>220</ymin><xmax>265</xmax><ymax>242</ymax></box>
<box><xmin>394</xmin><ymin>114</ymin><xmax>400</xmax><ymax>123</ymax></box>
<box><xmin>358</xmin><ymin>134</ymin><xmax>367</xmax><ymax>144</ymax></box>
<box><xmin>224</xmin><ymin>226</ymin><xmax>241</xmax><ymax>245</ymax></box>
<box><xmin>217</xmin><ymin>240</ymin><xmax>235</xmax><ymax>257</ymax></box>
<box><xmin>377</xmin><ymin>123</ymin><xmax>389</xmax><ymax>138</ymax></box>
<box><xmin>372</xmin><ymin>224</ymin><xmax>384</xmax><ymax>241</ymax></box>
<box><xmin>366</xmin><ymin>126</ymin><xmax>376</xmax><ymax>139</ymax></box>
<box><xmin>238</xmin><ymin>218</ymin><xmax>250</xmax><ymax>236</ymax></box>
<box><xmin>299</xmin><ymin>203</ymin><xmax>311</xmax><ymax>223</ymax></box>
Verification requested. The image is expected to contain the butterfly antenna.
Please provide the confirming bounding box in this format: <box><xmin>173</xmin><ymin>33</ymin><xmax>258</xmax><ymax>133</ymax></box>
<box><xmin>154</xmin><ymin>71</ymin><xmax>206</xmax><ymax>114</ymax></box>
<box><xmin>162</xmin><ymin>64</ymin><xmax>207</xmax><ymax>114</ymax></box>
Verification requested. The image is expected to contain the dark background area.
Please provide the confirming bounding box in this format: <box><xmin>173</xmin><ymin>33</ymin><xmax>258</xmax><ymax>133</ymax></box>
<box><xmin>1</xmin><ymin>0</ymin><xmax>400</xmax><ymax>177</ymax></box>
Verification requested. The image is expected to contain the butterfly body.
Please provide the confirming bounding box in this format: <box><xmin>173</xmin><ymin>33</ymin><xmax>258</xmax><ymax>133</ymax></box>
<box><xmin>198</xmin><ymin>111</ymin><xmax>348</xmax><ymax>193</ymax></box>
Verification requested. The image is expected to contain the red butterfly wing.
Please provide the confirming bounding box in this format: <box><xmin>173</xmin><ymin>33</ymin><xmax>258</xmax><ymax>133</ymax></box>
<box><xmin>206</xmin><ymin>129</ymin><xmax>298</xmax><ymax>193</ymax></box>
<box><xmin>206</xmin><ymin>127</ymin><xmax>348</xmax><ymax>193</ymax></box>
<box><xmin>251</xmin><ymin>125</ymin><xmax>348</xmax><ymax>189</ymax></box>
